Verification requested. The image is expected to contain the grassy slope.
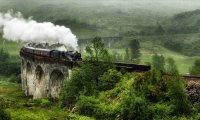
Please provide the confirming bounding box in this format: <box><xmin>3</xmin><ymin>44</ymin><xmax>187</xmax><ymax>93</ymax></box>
<box><xmin>0</xmin><ymin>81</ymin><xmax>94</xmax><ymax>120</ymax></box>
<box><xmin>141</xmin><ymin>47</ymin><xmax>199</xmax><ymax>74</ymax></box>
<box><xmin>105</xmin><ymin>36</ymin><xmax>200</xmax><ymax>74</ymax></box>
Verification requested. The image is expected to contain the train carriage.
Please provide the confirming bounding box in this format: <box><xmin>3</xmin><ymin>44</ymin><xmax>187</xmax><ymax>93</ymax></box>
<box><xmin>21</xmin><ymin>46</ymin><xmax>82</xmax><ymax>61</ymax></box>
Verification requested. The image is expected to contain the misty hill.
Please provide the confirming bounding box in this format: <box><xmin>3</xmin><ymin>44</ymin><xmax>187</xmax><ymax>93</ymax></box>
<box><xmin>1</xmin><ymin>0</ymin><xmax>200</xmax><ymax>37</ymax></box>
<box><xmin>166</xmin><ymin>9</ymin><xmax>200</xmax><ymax>34</ymax></box>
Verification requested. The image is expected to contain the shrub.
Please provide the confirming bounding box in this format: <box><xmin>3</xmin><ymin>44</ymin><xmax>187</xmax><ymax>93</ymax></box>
<box><xmin>60</xmin><ymin>62</ymin><xmax>113</xmax><ymax>108</ymax></box>
<box><xmin>40</xmin><ymin>98</ymin><xmax>51</xmax><ymax>108</ymax></box>
<box><xmin>152</xmin><ymin>54</ymin><xmax>165</xmax><ymax>72</ymax></box>
<box><xmin>0</xmin><ymin>98</ymin><xmax>11</xmax><ymax>120</ymax></box>
<box><xmin>149</xmin><ymin>103</ymin><xmax>172</xmax><ymax>119</ymax></box>
<box><xmin>194</xmin><ymin>113</ymin><xmax>200</xmax><ymax>120</ymax></box>
<box><xmin>168</xmin><ymin>77</ymin><xmax>192</xmax><ymax>115</ymax></box>
<box><xmin>76</xmin><ymin>95</ymin><xmax>116</xmax><ymax>119</ymax></box>
<box><xmin>146</xmin><ymin>69</ymin><xmax>168</xmax><ymax>102</ymax></box>
<box><xmin>190</xmin><ymin>59</ymin><xmax>200</xmax><ymax>75</ymax></box>
<box><xmin>0</xmin><ymin>61</ymin><xmax>20</xmax><ymax>77</ymax></box>
<box><xmin>119</xmin><ymin>89</ymin><xmax>153</xmax><ymax>120</ymax></box>
<box><xmin>8</xmin><ymin>75</ymin><xmax>21</xmax><ymax>83</ymax></box>
<box><xmin>98</xmin><ymin>69</ymin><xmax>122</xmax><ymax>91</ymax></box>
<box><xmin>76</xmin><ymin>95</ymin><xmax>100</xmax><ymax>117</ymax></box>
<box><xmin>0</xmin><ymin>48</ymin><xmax>10</xmax><ymax>62</ymax></box>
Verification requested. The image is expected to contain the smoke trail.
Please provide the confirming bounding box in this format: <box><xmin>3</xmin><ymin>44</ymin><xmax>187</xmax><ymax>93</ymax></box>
<box><xmin>0</xmin><ymin>11</ymin><xmax>78</xmax><ymax>50</ymax></box>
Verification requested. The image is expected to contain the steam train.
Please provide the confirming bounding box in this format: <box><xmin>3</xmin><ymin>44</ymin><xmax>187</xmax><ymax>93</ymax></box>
<box><xmin>20</xmin><ymin>46</ymin><xmax>82</xmax><ymax>61</ymax></box>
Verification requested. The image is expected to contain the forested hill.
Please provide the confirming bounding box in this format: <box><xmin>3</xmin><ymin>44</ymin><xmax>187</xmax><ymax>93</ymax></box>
<box><xmin>1</xmin><ymin>0</ymin><xmax>200</xmax><ymax>38</ymax></box>
<box><xmin>166</xmin><ymin>9</ymin><xmax>200</xmax><ymax>34</ymax></box>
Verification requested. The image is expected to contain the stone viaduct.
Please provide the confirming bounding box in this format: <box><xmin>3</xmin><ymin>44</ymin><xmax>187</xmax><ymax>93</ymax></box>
<box><xmin>20</xmin><ymin>46</ymin><xmax>151</xmax><ymax>99</ymax></box>
<box><xmin>20</xmin><ymin>51</ymin><xmax>75</xmax><ymax>99</ymax></box>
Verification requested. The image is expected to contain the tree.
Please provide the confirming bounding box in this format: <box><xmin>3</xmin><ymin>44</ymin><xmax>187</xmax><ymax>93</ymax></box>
<box><xmin>166</xmin><ymin>58</ymin><xmax>179</xmax><ymax>75</ymax></box>
<box><xmin>124</xmin><ymin>48</ymin><xmax>130</xmax><ymax>63</ymax></box>
<box><xmin>0</xmin><ymin>48</ymin><xmax>9</xmax><ymax>62</ymax></box>
<box><xmin>168</xmin><ymin>77</ymin><xmax>192</xmax><ymax>115</ymax></box>
<box><xmin>190</xmin><ymin>59</ymin><xmax>200</xmax><ymax>75</ymax></box>
<box><xmin>60</xmin><ymin>37</ymin><xmax>114</xmax><ymax>107</ymax></box>
<box><xmin>165</xmin><ymin>57</ymin><xmax>192</xmax><ymax>115</ymax></box>
<box><xmin>152</xmin><ymin>54</ymin><xmax>165</xmax><ymax>71</ymax></box>
<box><xmin>164</xmin><ymin>40</ymin><xmax>182</xmax><ymax>52</ymax></box>
<box><xmin>154</xmin><ymin>23</ymin><xmax>165</xmax><ymax>35</ymax></box>
<box><xmin>120</xmin><ymin>89</ymin><xmax>152</xmax><ymax>120</ymax></box>
<box><xmin>129</xmin><ymin>39</ymin><xmax>141</xmax><ymax>64</ymax></box>
<box><xmin>85</xmin><ymin>37</ymin><xmax>110</xmax><ymax>62</ymax></box>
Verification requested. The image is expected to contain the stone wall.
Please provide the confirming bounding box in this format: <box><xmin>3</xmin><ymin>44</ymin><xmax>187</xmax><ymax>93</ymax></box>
<box><xmin>21</xmin><ymin>58</ymin><xmax>71</xmax><ymax>99</ymax></box>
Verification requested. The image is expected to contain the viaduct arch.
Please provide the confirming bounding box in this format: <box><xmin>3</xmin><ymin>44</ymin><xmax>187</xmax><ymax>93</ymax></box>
<box><xmin>21</xmin><ymin>54</ymin><xmax>72</xmax><ymax>99</ymax></box>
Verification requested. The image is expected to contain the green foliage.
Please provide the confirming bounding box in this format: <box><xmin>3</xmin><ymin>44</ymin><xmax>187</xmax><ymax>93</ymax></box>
<box><xmin>8</xmin><ymin>75</ymin><xmax>21</xmax><ymax>83</ymax></box>
<box><xmin>168</xmin><ymin>77</ymin><xmax>192</xmax><ymax>115</ymax></box>
<box><xmin>60</xmin><ymin>63</ymin><xmax>113</xmax><ymax>107</ymax></box>
<box><xmin>120</xmin><ymin>92</ymin><xmax>153</xmax><ymax>120</ymax></box>
<box><xmin>85</xmin><ymin>37</ymin><xmax>111</xmax><ymax>62</ymax></box>
<box><xmin>0</xmin><ymin>48</ymin><xmax>20</xmax><ymax>82</ymax></box>
<box><xmin>152</xmin><ymin>54</ymin><xmax>165</xmax><ymax>71</ymax></box>
<box><xmin>77</xmin><ymin>95</ymin><xmax>100</xmax><ymax>117</ymax></box>
<box><xmin>190</xmin><ymin>59</ymin><xmax>200</xmax><ymax>75</ymax></box>
<box><xmin>60</xmin><ymin>68</ymin><xmax>84</xmax><ymax>108</ymax></box>
<box><xmin>98</xmin><ymin>73</ymin><xmax>135</xmax><ymax>104</ymax></box>
<box><xmin>124</xmin><ymin>48</ymin><xmax>131</xmax><ymax>63</ymax></box>
<box><xmin>40</xmin><ymin>98</ymin><xmax>51</xmax><ymax>108</ymax></box>
<box><xmin>98</xmin><ymin>69</ymin><xmax>122</xmax><ymax>91</ymax></box>
<box><xmin>154</xmin><ymin>23</ymin><xmax>165</xmax><ymax>35</ymax></box>
<box><xmin>166</xmin><ymin>57</ymin><xmax>179</xmax><ymax>75</ymax></box>
<box><xmin>149</xmin><ymin>103</ymin><xmax>172</xmax><ymax>119</ymax></box>
<box><xmin>0</xmin><ymin>98</ymin><xmax>11</xmax><ymax>120</ymax></box>
<box><xmin>61</xmin><ymin>37</ymin><xmax>115</xmax><ymax>107</ymax></box>
<box><xmin>0</xmin><ymin>62</ymin><xmax>20</xmax><ymax>77</ymax></box>
<box><xmin>164</xmin><ymin>39</ymin><xmax>183</xmax><ymax>52</ymax></box>
<box><xmin>129</xmin><ymin>39</ymin><xmax>141</xmax><ymax>64</ymax></box>
<box><xmin>0</xmin><ymin>48</ymin><xmax>9</xmax><ymax>62</ymax></box>
<box><xmin>149</xmin><ymin>68</ymin><xmax>161</xmax><ymax>85</ymax></box>
<box><xmin>77</xmin><ymin>95</ymin><xmax>116</xmax><ymax>119</ymax></box>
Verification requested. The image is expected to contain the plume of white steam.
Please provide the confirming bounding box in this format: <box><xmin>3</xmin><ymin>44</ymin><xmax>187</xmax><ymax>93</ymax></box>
<box><xmin>0</xmin><ymin>10</ymin><xmax>78</xmax><ymax>50</ymax></box>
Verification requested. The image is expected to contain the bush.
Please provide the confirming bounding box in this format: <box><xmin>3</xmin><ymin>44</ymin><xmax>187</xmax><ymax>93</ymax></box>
<box><xmin>152</xmin><ymin>54</ymin><xmax>165</xmax><ymax>72</ymax></box>
<box><xmin>40</xmin><ymin>98</ymin><xmax>51</xmax><ymax>108</ymax></box>
<box><xmin>60</xmin><ymin>62</ymin><xmax>113</xmax><ymax>108</ymax></box>
<box><xmin>60</xmin><ymin>76</ymin><xmax>82</xmax><ymax>108</ymax></box>
<box><xmin>76</xmin><ymin>95</ymin><xmax>116</xmax><ymax>119</ymax></box>
<box><xmin>0</xmin><ymin>61</ymin><xmax>20</xmax><ymax>76</ymax></box>
<box><xmin>98</xmin><ymin>69</ymin><xmax>122</xmax><ymax>91</ymax></box>
<box><xmin>119</xmin><ymin>89</ymin><xmax>153</xmax><ymax>120</ymax></box>
<box><xmin>149</xmin><ymin>103</ymin><xmax>172</xmax><ymax>119</ymax></box>
<box><xmin>168</xmin><ymin>77</ymin><xmax>192</xmax><ymax>115</ymax></box>
<box><xmin>0</xmin><ymin>48</ymin><xmax>10</xmax><ymax>62</ymax></box>
<box><xmin>146</xmin><ymin>69</ymin><xmax>168</xmax><ymax>102</ymax></box>
<box><xmin>0</xmin><ymin>98</ymin><xmax>11</xmax><ymax>120</ymax></box>
<box><xmin>190</xmin><ymin>59</ymin><xmax>200</xmax><ymax>75</ymax></box>
<box><xmin>77</xmin><ymin>95</ymin><xmax>100</xmax><ymax>117</ymax></box>
<box><xmin>8</xmin><ymin>75</ymin><xmax>21</xmax><ymax>83</ymax></box>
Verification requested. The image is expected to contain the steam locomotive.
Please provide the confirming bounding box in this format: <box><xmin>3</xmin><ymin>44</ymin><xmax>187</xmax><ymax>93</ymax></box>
<box><xmin>20</xmin><ymin>46</ymin><xmax>82</xmax><ymax>61</ymax></box>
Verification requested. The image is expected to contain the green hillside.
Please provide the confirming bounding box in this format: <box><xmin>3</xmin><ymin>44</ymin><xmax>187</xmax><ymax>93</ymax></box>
<box><xmin>1</xmin><ymin>0</ymin><xmax>200</xmax><ymax>38</ymax></box>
